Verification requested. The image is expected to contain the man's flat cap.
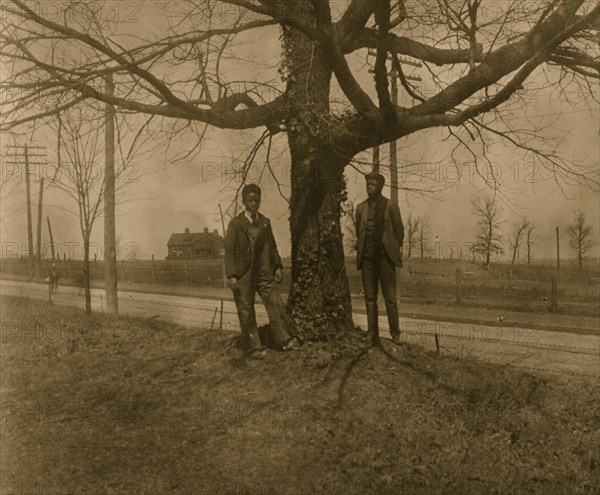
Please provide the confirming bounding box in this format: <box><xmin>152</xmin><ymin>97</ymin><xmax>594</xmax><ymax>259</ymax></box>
<box><xmin>242</xmin><ymin>183</ymin><xmax>261</xmax><ymax>198</ymax></box>
<box><xmin>364</xmin><ymin>172</ymin><xmax>385</xmax><ymax>185</ymax></box>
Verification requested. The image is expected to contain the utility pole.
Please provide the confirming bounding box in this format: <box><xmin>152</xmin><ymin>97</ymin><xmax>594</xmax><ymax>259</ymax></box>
<box><xmin>24</xmin><ymin>145</ymin><xmax>33</xmax><ymax>276</ymax></box>
<box><xmin>104</xmin><ymin>73</ymin><xmax>119</xmax><ymax>314</ymax></box>
<box><xmin>556</xmin><ymin>226</ymin><xmax>560</xmax><ymax>278</ymax></box>
<box><xmin>46</xmin><ymin>216</ymin><xmax>56</xmax><ymax>261</ymax></box>
<box><xmin>372</xmin><ymin>146</ymin><xmax>380</xmax><ymax>173</ymax></box>
<box><xmin>218</xmin><ymin>203</ymin><xmax>227</xmax><ymax>289</ymax></box>
<box><xmin>6</xmin><ymin>144</ymin><xmax>46</xmax><ymax>277</ymax></box>
<box><xmin>390</xmin><ymin>72</ymin><xmax>398</xmax><ymax>206</ymax></box>
<box><xmin>36</xmin><ymin>177</ymin><xmax>44</xmax><ymax>277</ymax></box>
<box><xmin>367</xmin><ymin>51</ymin><xmax>421</xmax><ymax>206</ymax></box>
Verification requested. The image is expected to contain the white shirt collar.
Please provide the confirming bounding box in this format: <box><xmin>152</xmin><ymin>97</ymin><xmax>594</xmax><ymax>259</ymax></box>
<box><xmin>244</xmin><ymin>210</ymin><xmax>257</xmax><ymax>223</ymax></box>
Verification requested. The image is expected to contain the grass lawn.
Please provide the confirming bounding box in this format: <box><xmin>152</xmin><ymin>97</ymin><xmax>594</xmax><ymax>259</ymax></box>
<box><xmin>1</xmin><ymin>295</ymin><xmax>598</xmax><ymax>494</ymax></box>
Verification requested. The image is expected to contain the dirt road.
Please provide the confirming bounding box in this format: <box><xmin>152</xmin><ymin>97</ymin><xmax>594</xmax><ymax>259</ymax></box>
<box><xmin>2</xmin><ymin>279</ymin><xmax>598</xmax><ymax>381</ymax></box>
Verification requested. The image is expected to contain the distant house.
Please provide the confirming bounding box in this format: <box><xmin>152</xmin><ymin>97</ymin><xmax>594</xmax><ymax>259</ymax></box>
<box><xmin>166</xmin><ymin>227</ymin><xmax>224</xmax><ymax>259</ymax></box>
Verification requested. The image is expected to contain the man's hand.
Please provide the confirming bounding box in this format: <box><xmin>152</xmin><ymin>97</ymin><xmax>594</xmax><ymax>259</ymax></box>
<box><xmin>274</xmin><ymin>268</ymin><xmax>283</xmax><ymax>284</ymax></box>
<box><xmin>228</xmin><ymin>276</ymin><xmax>239</xmax><ymax>291</ymax></box>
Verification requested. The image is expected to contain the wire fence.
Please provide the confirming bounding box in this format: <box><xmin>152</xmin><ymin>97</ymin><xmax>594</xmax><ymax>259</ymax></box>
<box><xmin>2</xmin><ymin>256</ymin><xmax>598</xmax><ymax>316</ymax></box>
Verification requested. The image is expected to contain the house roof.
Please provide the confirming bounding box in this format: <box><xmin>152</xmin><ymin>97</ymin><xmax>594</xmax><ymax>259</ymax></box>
<box><xmin>167</xmin><ymin>231</ymin><xmax>224</xmax><ymax>247</ymax></box>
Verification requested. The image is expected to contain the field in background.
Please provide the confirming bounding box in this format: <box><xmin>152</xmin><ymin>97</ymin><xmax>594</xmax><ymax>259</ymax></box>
<box><xmin>2</xmin><ymin>257</ymin><xmax>599</xmax><ymax>317</ymax></box>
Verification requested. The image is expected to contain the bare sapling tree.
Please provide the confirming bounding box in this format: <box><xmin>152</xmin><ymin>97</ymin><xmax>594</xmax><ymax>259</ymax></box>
<box><xmin>509</xmin><ymin>218</ymin><xmax>530</xmax><ymax>265</ymax></box>
<box><xmin>342</xmin><ymin>198</ymin><xmax>359</xmax><ymax>254</ymax></box>
<box><xmin>526</xmin><ymin>223</ymin><xmax>536</xmax><ymax>265</ymax></box>
<box><xmin>472</xmin><ymin>195</ymin><xmax>503</xmax><ymax>270</ymax></box>
<box><xmin>417</xmin><ymin>214</ymin><xmax>431</xmax><ymax>260</ymax></box>
<box><xmin>2</xmin><ymin>0</ymin><xmax>599</xmax><ymax>339</ymax></box>
<box><xmin>50</xmin><ymin>105</ymin><xmax>136</xmax><ymax>314</ymax></box>
<box><xmin>405</xmin><ymin>212</ymin><xmax>420</xmax><ymax>259</ymax></box>
<box><xmin>566</xmin><ymin>209</ymin><xmax>595</xmax><ymax>268</ymax></box>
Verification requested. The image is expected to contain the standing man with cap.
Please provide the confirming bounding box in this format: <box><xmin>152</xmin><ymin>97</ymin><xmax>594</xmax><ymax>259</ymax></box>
<box><xmin>355</xmin><ymin>172</ymin><xmax>404</xmax><ymax>345</ymax></box>
<box><xmin>225</xmin><ymin>183</ymin><xmax>298</xmax><ymax>359</ymax></box>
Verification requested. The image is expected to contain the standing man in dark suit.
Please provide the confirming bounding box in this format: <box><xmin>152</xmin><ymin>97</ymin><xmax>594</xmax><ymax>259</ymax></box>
<box><xmin>355</xmin><ymin>172</ymin><xmax>404</xmax><ymax>345</ymax></box>
<box><xmin>225</xmin><ymin>184</ymin><xmax>298</xmax><ymax>359</ymax></box>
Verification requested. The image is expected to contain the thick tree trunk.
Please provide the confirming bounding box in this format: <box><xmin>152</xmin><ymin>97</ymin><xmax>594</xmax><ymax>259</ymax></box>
<box><xmin>287</xmin><ymin>146</ymin><xmax>354</xmax><ymax>340</ymax></box>
<box><xmin>83</xmin><ymin>235</ymin><xmax>92</xmax><ymax>315</ymax></box>
<box><xmin>282</xmin><ymin>2</ymin><xmax>354</xmax><ymax>340</ymax></box>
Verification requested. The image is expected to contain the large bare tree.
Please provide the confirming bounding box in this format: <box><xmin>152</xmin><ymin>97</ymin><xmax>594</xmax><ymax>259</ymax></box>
<box><xmin>566</xmin><ymin>209</ymin><xmax>595</xmax><ymax>268</ymax></box>
<box><xmin>1</xmin><ymin>0</ymin><xmax>599</xmax><ymax>338</ymax></box>
<box><xmin>472</xmin><ymin>195</ymin><xmax>503</xmax><ymax>269</ymax></box>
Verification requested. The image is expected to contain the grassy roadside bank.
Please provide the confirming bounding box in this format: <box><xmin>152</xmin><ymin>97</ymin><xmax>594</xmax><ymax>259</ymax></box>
<box><xmin>1</xmin><ymin>295</ymin><xmax>598</xmax><ymax>494</ymax></box>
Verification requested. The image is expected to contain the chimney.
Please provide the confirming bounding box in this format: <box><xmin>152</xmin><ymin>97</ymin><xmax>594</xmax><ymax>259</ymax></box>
<box><xmin>204</xmin><ymin>227</ymin><xmax>208</xmax><ymax>233</ymax></box>
<box><xmin>184</xmin><ymin>228</ymin><xmax>190</xmax><ymax>235</ymax></box>
<box><xmin>213</xmin><ymin>229</ymin><xmax>218</xmax><ymax>235</ymax></box>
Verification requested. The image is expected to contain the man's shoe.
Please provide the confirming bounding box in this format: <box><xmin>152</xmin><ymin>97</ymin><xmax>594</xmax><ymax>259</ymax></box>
<box><xmin>247</xmin><ymin>349</ymin><xmax>266</xmax><ymax>360</ymax></box>
<box><xmin>392</xmin><ymin>334</ymin><xmax>402</xmax><ymax>345</ymax></box>
<box><xmin>283</xmin><ymin>337</ymin><xmax>300</xmax><ymax>352</ymax></box>
<box><xmin>366</xmin><ymin>332</ymin><xmax>380</xmax><ymax>346</ymax></box>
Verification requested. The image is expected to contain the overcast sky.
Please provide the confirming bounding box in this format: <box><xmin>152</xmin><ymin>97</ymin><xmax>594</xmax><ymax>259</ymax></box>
<box><xmin>1</xmin><ymin>1</ymin><xmax>598</xmax><ymax>264</ymax></box>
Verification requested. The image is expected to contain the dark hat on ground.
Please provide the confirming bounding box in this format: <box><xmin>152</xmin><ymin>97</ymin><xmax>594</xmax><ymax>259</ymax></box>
<box><xmin>242</xmin><ymin>183</ymin><xmax>261</xmax><ymax>198</ymax></box>
<box><xmin>365</xmin><ymin>172</ymin><xmax>385</xmax><ymax>185</ymax></box>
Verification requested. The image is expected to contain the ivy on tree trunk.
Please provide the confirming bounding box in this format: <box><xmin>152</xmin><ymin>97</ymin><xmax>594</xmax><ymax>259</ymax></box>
<box><xmin>282</xmin><ymin>6</ymin><xmax>355</xmax><ymax>339</ymax></box>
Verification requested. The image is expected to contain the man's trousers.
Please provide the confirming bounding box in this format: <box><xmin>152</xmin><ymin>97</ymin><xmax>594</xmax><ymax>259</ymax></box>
<box><xmin>233</xmin><ymin>271</ymin><xmax>291</xmax><ymax>352</ymax></box>
<box><xmin>360</xmin><ymin>255</ymin><xmax>400</xmax><ymax>337</ymax></box>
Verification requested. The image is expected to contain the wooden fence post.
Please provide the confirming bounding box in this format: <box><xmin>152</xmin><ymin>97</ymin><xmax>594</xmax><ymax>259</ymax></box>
<box><xmin>219</xmin><ymin>300</ymin><xmax>224</xmax><ymax>331</ymax></box>
<box><xmin>210</xmin><ymin>306</ymin><xmax>218</xmax><ymax>331</ymax></box>
<box><xmin>455</xmin><ymin>268</ymin><xmax>462</xmax><ymax>305</ymax></box>
<box><xmin>151</xmin><ymin>254</ymin><xmax>156</xmax><ymax>284</ymax></box>
<box><xmin>551</xmin><ymin>276</ymin><xmax>558</xmax><ymax>313</ymax></box>
<box><xmin>185</xmin><ymin>261</ymin><xmax>190</xmax><ymax>286</ymax></box>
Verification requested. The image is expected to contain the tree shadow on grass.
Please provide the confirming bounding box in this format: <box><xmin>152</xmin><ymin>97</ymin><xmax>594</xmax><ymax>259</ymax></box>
<box><xmin>375</xmin><ymin>340</ymin><xmax>471</xmax><ymax>399</ymax></box>
<box><xmin>333</xmin><ymin>346</ymin><xmax>371</xmax><ymax>412</ymax></box>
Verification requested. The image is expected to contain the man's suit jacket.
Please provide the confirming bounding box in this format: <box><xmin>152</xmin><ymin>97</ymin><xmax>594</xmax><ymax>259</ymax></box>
<box><xmin>225</xmin><ymin>212</ymin><xmax>283</xmax><ymax>279</ymax></box>
<box><xmin>355</xmin><ymin>196</ymin><xmax>404</xmax><ymax>269</ymax></box>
